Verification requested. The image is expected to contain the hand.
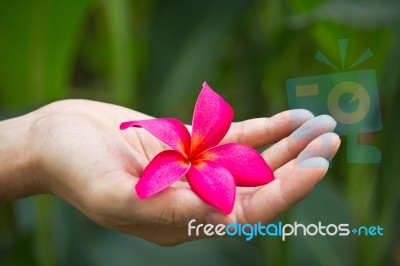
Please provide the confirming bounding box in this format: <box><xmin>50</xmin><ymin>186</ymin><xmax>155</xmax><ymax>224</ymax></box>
<box><xmin>2</xmin><ymin>100</ymin><xmax>340</xmax><ymax>246</ymax></box>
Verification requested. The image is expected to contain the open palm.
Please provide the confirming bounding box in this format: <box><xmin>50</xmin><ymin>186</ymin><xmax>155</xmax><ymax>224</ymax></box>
<box><xmin>32</xmin><ymin>99</ymin><xmax>339</xmax><ymax>246</ymax></box>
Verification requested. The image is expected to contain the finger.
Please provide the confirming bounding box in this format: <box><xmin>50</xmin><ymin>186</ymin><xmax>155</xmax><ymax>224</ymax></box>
<box><xmin>235</xmin><ymin>157</ymin><xmax>328</xmax><ymax>224</ymax></box>
<box><xmin>222</xmin><ymin>109</ymin><xmax>314</xmax><ymax>148</ymax></box>
<box><xmin>236</xmin><ymin>132</ymin><xmax>340</xmax><ymax>196</ymax></box>
<box><xmin>274</xmin><ymin>132</ymin><xmax>341</xmax><ymax>179</ymax></box>
<box><xmin>262</xmin><ymin>115</ymin><xmax>337</xmax><ymax>171</ymax></box>
<box><xmin>235</xmin><ymin>132</ymin><xmax>341</xmax><ymax>224</ymax></box>
<box><xmin>297</xmin><ymin>132</ymin><xmax>341</xmax><ymax>163</ymax></box>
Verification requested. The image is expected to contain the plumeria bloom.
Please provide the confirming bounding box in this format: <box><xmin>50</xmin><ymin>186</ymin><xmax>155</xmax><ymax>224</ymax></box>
<box><xmin>120</xmin><ymin>82</ymin><xmax>274</xmax><ymax>214</ymax></box>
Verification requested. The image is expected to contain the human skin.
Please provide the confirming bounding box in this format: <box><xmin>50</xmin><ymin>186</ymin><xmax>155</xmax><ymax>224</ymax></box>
<box><xmin>0</xmin><ymin>100</ymin><xmax>340</xmax><ymax>246</ymax></box>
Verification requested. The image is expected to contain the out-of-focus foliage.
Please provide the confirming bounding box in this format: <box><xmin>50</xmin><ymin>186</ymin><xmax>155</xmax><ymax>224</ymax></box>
<box><xmin>1</xmin><ymin>0</ymin><xmax>399</xmax><ymax>265</ymax></box>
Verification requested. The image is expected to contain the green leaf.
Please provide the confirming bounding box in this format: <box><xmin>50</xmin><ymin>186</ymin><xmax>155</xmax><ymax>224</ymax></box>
<box><xmin>0</xmin><ymin>0</ymin><xmax>91</xmax><ymax>106</ymax></box>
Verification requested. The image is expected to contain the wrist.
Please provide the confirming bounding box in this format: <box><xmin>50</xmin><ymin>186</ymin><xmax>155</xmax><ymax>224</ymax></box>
<box><xmin>0</xmin><ymin>112</ymin><xmax>44</xmax><ymax>200</ymax></box>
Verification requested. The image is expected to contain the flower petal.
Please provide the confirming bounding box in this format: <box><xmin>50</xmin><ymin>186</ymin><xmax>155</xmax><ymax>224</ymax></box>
<box><xmin>120</xmin><ymin>118</ymin><xmax>191</xmax><ymax>155</ymax></box>
<box><xmin>190</xmin><ymin>82</ymin><xmax>234</xmax><ymax>156</ymax></box>
<box><xmin>186</xmin><ymin>161</ymin><xmax>235</xmax><ymax>214</ymax></box>
<box><xmin>136</xmin><ymin>150</ymin><xmax>190</xmax><ymax>199</ymax></box>
<box><xmin>196</xmin><ymin>143</ymin><xmax>274</xmax><ymax>186</ymax></box>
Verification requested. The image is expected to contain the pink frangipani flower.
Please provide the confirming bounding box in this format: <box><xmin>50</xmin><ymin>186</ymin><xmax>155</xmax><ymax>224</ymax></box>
<box><xmin>120</xmin><ymin>82</ymin><xmax>274</xmax><ymax>214</ymax></box>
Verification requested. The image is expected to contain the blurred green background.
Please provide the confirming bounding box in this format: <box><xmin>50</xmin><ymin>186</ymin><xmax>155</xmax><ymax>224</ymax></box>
<box><xmin>1</xmin><ymin>0</ymin><xmax>400</xmax><ymax>265</ymax></box>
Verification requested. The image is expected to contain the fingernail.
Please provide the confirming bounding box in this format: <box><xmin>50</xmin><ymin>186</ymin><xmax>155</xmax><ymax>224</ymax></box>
<box><xmin>293</xmin><ymin>115</ymin><xmax>337</xmax><ymax>141</ymax></box>
<box><xmin>298</xmin><ymin>132</ymin><xmax>340</xmax><ymax>162</ymax></box>
<box><xmin>289</xmin><ymin>109</ymin><xmax>314</xmax><ymax>130</ymax></box>
<box><xmin>299</xmin><ymin>157</ymin><xmax>329</xmax><ymax>168</ymax></box>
